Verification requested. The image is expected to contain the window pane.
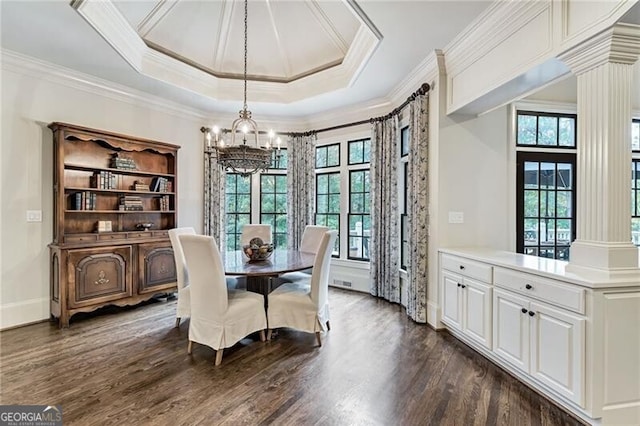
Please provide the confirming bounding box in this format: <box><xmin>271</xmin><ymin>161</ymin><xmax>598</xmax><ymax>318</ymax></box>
<box><xmin>351</xmin><ymin>172</ymin><xmax>363</xmax><ymax>192</ymax></box>
<box><xmin>517</xmin><ymin>115</ymin><xmax>537</xmax><ymax>145</ymax></box>
<box><xmin>238</xmin><ymin>194</ymin><xmax>251</xmax><ymax>212</ymax></box>
<box><xmin>329</xmin><ymin>174</ymin><xmax>341</xmax><ymax>193</ymax></box>
<box><xmin>540</xmin><ymin>219</ymin><xmax>556</xmax><ymax>244</ymax></box>
<box><xmin>538</xmin><ymin>116</ymin><xmax>558</xmax><ymax>146</ymax></box>
<box><xmin>226</xmin><ymin>194</ymin><xmax>236</xmax><ymax>211</ymax></box>
<box><xmin>558</xmin><ymin>117</ymin><xmax>575</xmax><ymax>147</ymax></box>
<box><xmin>349</xmin><ymin>141</ymin><xmax>363</xmax><ymax>164</ymax></box>
<box><xmin>275</xmin><ymin>193</ymin><xmax>287</xmax><ymax>212</ymax></box>
<box><xmin>540</xmin><ymin>163</ymin><xmax>556</xmax><ymax>188</ymax></box>
<box><xmin>556</xmin><ymin>191</ymin><xmax>572</xmax><ymax>217</ymax></box>
<box><xmin>317</xmin><ymin>194</ymin><xmax>328</xmax><ymax>213</ymax></box>
<box><xmin>327</xmin><ymin>144</ymin><xmax>339</xmax><ymax>166</ymax></box>
<box><xmin>524</xmin><ymin>190</ymin><xmax>538</xmax><ymax>217</ymax></box>
<box><xmin>401</xmin><ymin>127</ymin><xmax>410</xmax><ymax>156</ymax></box>
<box><xmin>316</xmin><ymin>147</ymin><xmax>327</xmax><ymax>168</ymax></box>
<box><xmin>317</xmin><ymin>174</ymin><xmax>328</xmax><ymax>193</ymax></box>
<box><xmin>363</xmin><ymin>139</ymin><xmax>371</xmax><ymax>163</ymax></box>
<box><xmin>524</xmin><ymin>162</ymin><xmax>539</xmax><ymax>189</ymax></box>
<box><xmin>237</xmin><ymin>175</ymin><xmax>250</xmax><ymax>193</ymax></box>
<box><xmin>261</xmin><ymin>175</ymin><xmax>274</xmax><ymax>191</ymax></box>
<box><xmin>328</xmin><ymin>194</ymin><xmax>340</xmax><ymax>212</ymax></box>
<box><xmin>633</xmin><ymin>218</ymin><xmax>640</xmax><ymax>245</ymax></box>
<box><xmin>557</xmin><ymin>219</ymin><xmax>571</xmax><ymax>243</ymax></box>
<box><xmin>540</xmin><ymin>190</ymin><xmax>555</xmax><ymax>217</ymax></box>
<box><xmin>557</xmin><ymin>163</ymin><xmax>572</xmax><ymax>189</ymax></box>
<box><xmin>351</xmin><ymin>194</ymin><xmax>364</xmax><ymax>212</ymax></box>
<box><xmin>275</xmin><ymin>175</ymin><xmax>287</xmax><ymax>193</ymax></box>
<box><xmin>633</xmin><ymin>120</ymin><xmax>640</xmax><ymax>151</ymax></box>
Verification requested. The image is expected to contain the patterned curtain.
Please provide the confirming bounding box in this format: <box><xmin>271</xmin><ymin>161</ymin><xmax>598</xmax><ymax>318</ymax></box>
<box><xmin>203</xmin><ymin>147</ymin><xmax>226</xmax><ymax>250</ymax></box>
<box><xmin>369</xmin><ymin>116</ymin><xmax>400</xmax><ymax>303</ymax></box>
<box><xmin>287</xmin><ymin>133</ymin><xmax>317</xmax><ymax>250</ymax></box>
<box><xmin>406</xmin><ymin>92</ymin><xmax>429</xmax><ymax>323</ymax></box>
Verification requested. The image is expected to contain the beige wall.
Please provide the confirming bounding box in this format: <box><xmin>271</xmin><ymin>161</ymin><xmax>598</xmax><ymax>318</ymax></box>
<box><xmin>0</xmin><ymin>65</ymin><xmax>206</xmax><ymax>328</ymax></box>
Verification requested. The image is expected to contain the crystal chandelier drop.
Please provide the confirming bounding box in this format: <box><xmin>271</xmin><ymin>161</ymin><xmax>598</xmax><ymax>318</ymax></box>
<box><xmin>202</xmin><ymin>0</ymin><xmax>281</xmax><ymax>176</ymax></box>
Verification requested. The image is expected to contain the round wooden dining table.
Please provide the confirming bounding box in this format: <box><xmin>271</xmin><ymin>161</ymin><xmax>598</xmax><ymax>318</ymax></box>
<box><xmin>223</xmin><ymin>249</ymin><xmax>316</xmax><ymax>307</ymax></box>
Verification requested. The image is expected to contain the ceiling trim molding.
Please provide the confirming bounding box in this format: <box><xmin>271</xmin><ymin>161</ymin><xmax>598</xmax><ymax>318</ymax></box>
<box><xmin>213</xmin><ymin>0</ymin><xmax>235</xmax><ymax>71</ymax></box>
<box><xmin>307</xmin><ymin>0</ymin><xmax>349</xmax><ymax>53</ymax></box>
<box><xmin>73</xmin><ymin>0</ymin><xmax>381</xmax><ymax>105</ymax></box>
<box><xmin>136</xmin><ymin>0</ymin><xmax>178</xmax><ymax>38</ymax></box>
<box><xmin>444</xmin><ymin>0</ymin><xmax>549</xmax><ymax>74</ymax></box>
<box><xmin>72</xmin><ymin>0</ymin><xmax>146</xmax><ymax>71</ymax></box>
<box><xmin>1</xmin><ymin>49</ymin><xmax>208</xmax><ymax>123</ymax></box>
<box><xmin>266</xmin><ymin>0</ymin><xmax>292</xmax><ymax>77</ymax></box>
<box><xmin>387</xmin><ymin>49</ymin><xmax>443</xmax><ymax>107</ymax></box>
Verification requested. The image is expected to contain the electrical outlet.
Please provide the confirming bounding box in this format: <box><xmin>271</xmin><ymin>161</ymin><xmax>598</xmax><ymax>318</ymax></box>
<box><xmin>26</xmin><ymin>210</ymin><xmax>42</xmax><ymax>222</ymax></box>
<box><xmin>448</xmin><ymin>211</ymin><xmax>464</xmax><ymax>224</ymax></box>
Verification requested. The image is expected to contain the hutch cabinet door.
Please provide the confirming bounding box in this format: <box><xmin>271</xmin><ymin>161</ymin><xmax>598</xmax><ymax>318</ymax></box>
<box><xmin>442</xmin><ymin>270</ymin><xmax>463</xmax><ymax>330</ymax></box>
<box><xmin>462</xmin><ymin>278</ymin><xmax>492</xmax><ymax>349</ymax></box>
<box><xmin>67</xmin><ymin>246</ymin><xmax>133</xmax><ymax>308</ymax></box>
<box><xmin>137</xmin><ymin>242</ymin><xmax>176</xmax><ymax>294</ymax></box>
<box><xmin>493</xmin><ymin>288</ymin><xmax>530</xmax><ymax>374</ymax></box>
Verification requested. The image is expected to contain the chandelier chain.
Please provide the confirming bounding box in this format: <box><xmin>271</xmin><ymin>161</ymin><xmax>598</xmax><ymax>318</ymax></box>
<box><xmin>243</xmin><ymin>0</ymin><xmax>248</xmax><ymax>112</ymax></box>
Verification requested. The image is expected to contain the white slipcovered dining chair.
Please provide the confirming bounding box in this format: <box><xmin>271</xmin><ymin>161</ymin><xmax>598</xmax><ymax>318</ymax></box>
<box><xmin>168</xmin><ymin>227</ymin><xmax>195</xmax><ymax>328</ymax></box>
<box><xmin>240</xmin><ymin>224</ymin><xmax>272</xmax><ymax>245</ymax></box>
<box><xmin>169</xmin><ymin>227</ymin><xmax>239</xmax><ymax>327</ymax></box>
<box><xmin>267</xmin><ymin>230</ymin><xmax>338</xmax><ymax>346</ymax></box>
<box><xmin>179</xmin><ymin>234</ymin><xmax>267</xmax><ymax>366</ymax></box>
<box><xmin>279</xmin><ymin>225</ymin><xmax>330</xmax><ymax>283</ymax></box>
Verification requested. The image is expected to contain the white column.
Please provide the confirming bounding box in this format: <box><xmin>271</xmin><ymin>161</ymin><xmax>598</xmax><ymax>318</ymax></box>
<box><xmin>559</xmin><ymin>24</ymin><xmax>640</xmax><ymax>277</ymax></box>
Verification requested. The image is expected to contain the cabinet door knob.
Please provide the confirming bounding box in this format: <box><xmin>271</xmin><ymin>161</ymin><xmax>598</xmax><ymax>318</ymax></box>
<box><xmin>461</xmin><ymin>284</ymin><xmax>466</xmax><ymax>289</ymax></box>
<box><xmin>528</xmin><ymin>311</ymin><xmax>535</xmax><ymax>317</ymax></box>
<box><xmin>457</xmin><ymin>283</ymin><xmax>461</xmax><ymax>287</ymax></box>
<box><xmin>521</xmin><ymin>308</ymin><xmax>528</xmax><ymax>314</ymax></box>
<box><xmin>459</xmin><ymin>265</ymin><xmax>465</xmax><ymax>270</ymax></box>
<box><xmin>525</xmin><ymin>284</ymin><xmax>533</xmax><ymax>290</ymax></box>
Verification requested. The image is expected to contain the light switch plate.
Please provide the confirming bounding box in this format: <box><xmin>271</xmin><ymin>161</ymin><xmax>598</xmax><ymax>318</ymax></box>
<box><xmin>26</xmin><ymin>210</ymin><xmax>42</xmax><ymax>222</ymax></box>
<box><xmin>448</xmin><ymin>211</ymin><xmax>464</xmax><ymax>224</ymax></box>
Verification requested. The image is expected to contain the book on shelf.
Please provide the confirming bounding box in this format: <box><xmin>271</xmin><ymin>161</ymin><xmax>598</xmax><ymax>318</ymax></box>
<box><xmin>72</xmin><ymin>191</ymin><xmax>97</xmax><ymax>210</ymax></box>
<box><xmin>119</xmin><ymin>195</ymin><xmax>143</xmax><ymax>211</ymax></box>
<box><xmin>92</xmin><ymin>171</ymin><xmax>118</xmax><ymax>190</ymax></box>
<box><xmin>133</xmin><ymin>180</ymin><xmax>150</xmax><ymax>191</ymax></box>
<box><xmin>110</xmin><ymin>153</ymin><xmax>136</xmax><ymax>170</ymax></box>
<box><xmin>150</xmin><ymin>176</ymin><xmax>171</xmax><ymax>192</ymax></box>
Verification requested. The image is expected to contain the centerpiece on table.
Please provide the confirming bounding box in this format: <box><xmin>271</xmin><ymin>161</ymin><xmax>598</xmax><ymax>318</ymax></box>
<box><xmin>242</xmin><ymin>237</ymin><xmax>274</xmax><ymax>262</ymax></box>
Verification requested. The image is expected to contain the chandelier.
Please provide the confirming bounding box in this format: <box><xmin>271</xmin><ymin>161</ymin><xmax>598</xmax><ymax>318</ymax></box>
<box><xmin>201</xmin><ymin>0</ymin><xmax>281</xmax><ymax>176</ymax></box>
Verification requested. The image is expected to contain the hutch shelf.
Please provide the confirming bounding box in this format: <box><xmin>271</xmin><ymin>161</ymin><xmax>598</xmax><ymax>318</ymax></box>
<box><xmin>48</xmin><ymin>122</ymin><xmax>180</xmax><ymax>327</ymax></box>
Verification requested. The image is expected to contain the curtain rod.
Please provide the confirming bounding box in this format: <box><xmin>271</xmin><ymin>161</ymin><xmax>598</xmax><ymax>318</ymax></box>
<box><xmin>201</xmin><ymin>82</ymin><xmax>430</xmax><ymax>138</ymax></box>
<box><xmin>288</xmin><ymin>82</ymin><xmax>430</xmax><ymax>138</ymax></box>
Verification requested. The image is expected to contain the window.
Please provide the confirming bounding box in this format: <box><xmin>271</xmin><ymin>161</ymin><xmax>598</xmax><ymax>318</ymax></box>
<box><xmin>316</xmin><ymin>143</ymin><xmax>340</xmax><ymax>168</ymax></box>
<box><xmin>348</xmin><ymin>169</ymin><xmax>370</xmax><ymax>260</ymax></box>
<box><xmin>316</xmin><ymin>172</ymin><xmax>340</xmax><ymax>256</ymax></box>
<box><xmin>225</xmin><ymin>173</ymin><xmax>251</xmax><ymax>250</ymax></box>
<box><xmin>633</xmin><ymin>119</ymin><xmax>640</xmax><ymax>152</ymax></box>
<box><xmin>348</xmin><ymin>138</ymin><xmax>371</xmax><ymax>164</ymax></box>
<box><xmin>516</xmin><ymin>110</ymin><xmax>577</xmax><ymax>260</ymax></box>
<box><xmin>632</xmin><ymin>160</ymin><xmax>640</xmax><ymax>245</ymax></box>
<box><xmin>270</xmin><ymin>148</ymin><xmax>287</xmax><ymax>170</ymax></box>
<box><xmin>401</xmin><ymin>126</ymin><xmax>410</xmax><ymax>157</ymax></box>
<box><xmin>260</xmin><ymin>174</ymin><xmax>287</xmax><ymax>249</ymax></box>
<box><xmin>517</xmin><ymin>111</ymin><xmax>577</xmax><ymax>148</ymax></box>
<box><xmin>401</xmin><ymin>162</ymin><xmax>409</xmax><ymax>270</ymax></box>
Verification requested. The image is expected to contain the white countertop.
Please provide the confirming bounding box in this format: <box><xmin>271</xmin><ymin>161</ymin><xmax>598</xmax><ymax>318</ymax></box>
<box><xmin>439</xmin><ymin>247</ymin><xmax>640</xmax><ymax>289</ymax></box>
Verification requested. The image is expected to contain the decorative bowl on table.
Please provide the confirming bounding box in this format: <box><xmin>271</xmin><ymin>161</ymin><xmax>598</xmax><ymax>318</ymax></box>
<box><xmin>242</xmin><ymin>237</ymin><xmax>274</xmax><ymax>262</ymax></box>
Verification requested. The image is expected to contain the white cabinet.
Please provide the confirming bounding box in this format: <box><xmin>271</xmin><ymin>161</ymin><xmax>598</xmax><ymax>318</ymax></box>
<box><xmin>441</xmin><ymin>255</ymin><xmax>492</xmax><ymax>349</ymax></box>
<box><xmin>493</xmin><ymin>287</ymin><xmax>585</xmax><ymax>406</ymax></box>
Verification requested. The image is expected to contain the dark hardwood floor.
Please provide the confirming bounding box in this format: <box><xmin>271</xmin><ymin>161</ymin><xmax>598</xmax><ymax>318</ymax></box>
<box><xmin>0</xmin><ymin>289</ymin><xmax>585</xmax><ymax>426</ymax></box>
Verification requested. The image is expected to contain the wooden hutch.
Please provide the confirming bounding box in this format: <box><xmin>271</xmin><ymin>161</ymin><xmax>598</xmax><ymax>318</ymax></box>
<box><xmin>48</xmin><ymin>122</ymin><xmax>179</xmax><ymax>327</ymax></box>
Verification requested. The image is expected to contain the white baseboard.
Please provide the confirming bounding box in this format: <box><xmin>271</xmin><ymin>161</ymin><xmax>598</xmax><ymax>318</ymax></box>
<box><xmin>427</xmin><ymin>300</ymin><xmax>443</xmax><ymax>329</ymax></box>
<box><xmin>1</xmin><ymin>298</ymin><xmax>49</xmax><ymax>330</ymax></box>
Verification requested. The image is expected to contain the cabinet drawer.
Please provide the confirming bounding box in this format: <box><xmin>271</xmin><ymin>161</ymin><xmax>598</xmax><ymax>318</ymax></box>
<box><xmin>98</xmin><ymin>233</ymin><xmax>121</xmax><ymax>241</ymax></box>
<box><xmin>494</xmin><ymin>268</ymin><xmax>585</xmax><ymax>314</ymax></box>
<box><xmin>64</xmin><ymin>234</ymin><xmax>98</xmax><ymax>244</ymax></box>
<box><xmin>153</xmin><ymin>231</ymin><xmax>168</xmax><ymax>238</ymax></box>
<box><xmin>127</xmin><ymin>232</ymin><xmax>149</xmax><ymax>239</ymax></box>
<box><xmin>441</xmin><ymin>254</ymin><xmax>492</xmax><ymax>283</ymax></box>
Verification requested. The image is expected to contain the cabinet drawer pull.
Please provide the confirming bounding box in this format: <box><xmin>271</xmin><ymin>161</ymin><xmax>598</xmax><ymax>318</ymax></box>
<box><xmin>459</xmin><ymin>265</ymin><xmax>465</xmax><ymax>270</ymax></box>
<box><xmin>528</xmin><ymin>311</ymin><xmax>535</xmax><ymax>317</ymax></box>
<box><xmin>461</xmin><ymin>284</ymin><xmax>466</xmax><ymax>289</ymax></box>
<box><xmin>525</xmin><ymin>284</ymin><xmax>533</xmax><ymax>290</ymax></box>
<box><xmin>457</xmin><ymin>283</ymin><xmax>461</xmax><ymax>287</ymax></box>
<box><xmin>521</xmin><ymin>308</ymin><xmax>528</xmax><ymax>314</ymax></box>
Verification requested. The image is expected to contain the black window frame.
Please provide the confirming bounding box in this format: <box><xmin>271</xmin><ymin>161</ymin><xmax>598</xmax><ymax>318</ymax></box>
<box><xmin>401</xmin><ymin>126</ymin><xmax>410</xmax><ymax>157</ymax></box>
<box><xmin>225</xmin><ymin>173</ymin><xmax>252</xmax><ymax>251</ymax></box>
<box><xmin>516</xmin><ymin>151</ymin><xmax>577</xmax><ymax>260</ymax></box>
<box><xmin>348</xmin><ymin>138</ymin><xmax>371</xmax><ymax>165</ymax></box>
<box><xmin>315</xmin><ymin>171</ymin><xmax>341</xmax><ymax>257</ymax></box>
<box><xmin>516</xmin><ymin>110</ymin><xmax>577</xmax><ymax>149</ymax></box>
<box><xmin>268</xmin><ymin>147</ymin><xmax>287</xmax><ymax>170</ymax></box>
<box><xmin>400</xmin><ymin>162</ymin><xmax>409</xmax><ymax>270</ymax></box>
<box><xmin>259</xmin><ymin>173</ymin><xmax>288</xmax><ymax>249</ymax></box>
<box><xmin>348</xmin><ymin>168</ymin><xmax>370</xmax><ymax>261</ymax></box>
<box><xmin>315</xmin><ymin>143</ymin><xmax>340</xmax><ymax>169</ymax></box>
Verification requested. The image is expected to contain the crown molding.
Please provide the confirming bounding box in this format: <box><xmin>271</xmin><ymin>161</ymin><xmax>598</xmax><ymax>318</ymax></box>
<box><xmin>1</xmin><ymin>49</ymin><xmax>208</xmax><ymax>122</ymax></box>
<box><xmin>72</xmin><ymin>0</ymin><xmax>381</xmax><ymax>105</ymax></box>
<box><xmin>387</xmin><ymin>49</ymin><xmax>444</xmax><ymax>106</ymax></box>
<box><xmin>444</xmin><ymin>0</ymin><xmax>550</xmax><ymax>74</ymax></box>
<box><xmin>559</xmin><ymin>23</ymin><xmax>640</xmax><ymax>75</ymax></box>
